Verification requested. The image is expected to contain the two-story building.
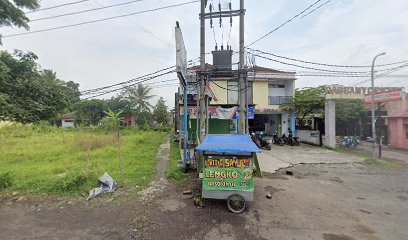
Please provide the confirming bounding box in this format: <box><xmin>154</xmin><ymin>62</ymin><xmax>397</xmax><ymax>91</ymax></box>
<box><xmin>176</xmin><ymin>49</ymin><xmax>296</xmax><ymax>143</ymax></box>
<box><xmin>179</xmin><ymin>67</ymin><xmax>296</xmax><ymax>137</ymax></box>
<box><xmin>209</xmin><ymin>66</ymin><xmax>296</xmax><ymax>136</ymax></box>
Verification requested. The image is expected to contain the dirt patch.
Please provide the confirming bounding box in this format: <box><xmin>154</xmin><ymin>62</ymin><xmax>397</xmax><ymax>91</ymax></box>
<box><xmin>323</xmin><ymin>233</ymin><xmax>356</xmax><ymax>240</ymax></box>
<box><xmin>263</xmin><ymin>186</ymin><xmax>285</xmax><ymax>196</ymax></box>
<box><xmin>396</xmin><ymin>195</ymin><xmax>407</xmax><ymax>201</ymax></box>
<box><xmin>354</xmin><ymin>224</ymin><xmax>376</xmax><ymax>235</ymax></box>
<box><xmin>359</xmin><ymin>209</ymin><xmax>372</xmax><ymax>214</ymax></box>
<box><xmin>155</xmin><ymin>138</ymin><xmax>170</xmax><ymax>180</ymax></box>
<box><xmin>157</xmin><ymin>198</ymin><xmax>186</xmax><ymax>212</ymax></box>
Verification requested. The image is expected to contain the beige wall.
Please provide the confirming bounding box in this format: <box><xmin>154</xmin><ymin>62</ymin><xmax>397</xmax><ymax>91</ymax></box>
<box><xmin>210</xmin><ymin>80</ymin><xmax>290</xmax><ymax>110</ymax></box>
<box><xmin>210</xmin><ymin>80</ymin><xmax>228</xmax><ymax>105</ymax></box>
<box><xmin>253</xmin><ymin>81</ymin><xmax>269</xmax><ymax>109</ymax></box>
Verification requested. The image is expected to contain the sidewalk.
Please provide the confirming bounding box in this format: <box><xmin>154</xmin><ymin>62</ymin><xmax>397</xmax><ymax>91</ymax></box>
<box><xmin>257</xmin><ymin>144</ymin><xmax>362</xmax><ymax>174</ymax></box>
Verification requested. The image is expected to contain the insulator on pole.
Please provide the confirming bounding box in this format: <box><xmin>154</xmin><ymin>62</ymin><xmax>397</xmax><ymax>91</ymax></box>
<box><xmin>218</xmin><ymin>2</ymin><xmax>221</xmax><ymax>11</ymax></box>
<box><xmin>209</xmin><ymin>3</ymin><xmax>212</xmax><ymax>12</ymax></box>
<box><xmin>219</xmin><ymin>17</ymin><xmax>222</xmax><ymax>28</ymax></box>
<box><xmin>229</xmin><ymin>1</ymin><xmax>232</xmax><ymax>10</ymax></box>
<box><xmin>210</xmin><ymin>18</ymin><xmax>213</xmax><ymax>28</ymax></box>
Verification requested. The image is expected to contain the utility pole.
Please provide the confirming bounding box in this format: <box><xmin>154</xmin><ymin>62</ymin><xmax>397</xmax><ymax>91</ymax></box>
<box><xmin>200</xmin><ymin>1</ymin><xmax>244</xmax><ymax>135</ymax></box>
<box><xmin>378</xmin><ymin>102</ymin><xmax>382</xmax><ymax>159</ymax></box>
<box><xmin>199</xmin><ymin>0</ymin><xmax>206</xmax><ymax>141</ymax></box>
<box><xmin>238</xmin><ymin>0</ymin><xmax>246</xmax><ymax>134</ymax></box>
<box><xmin>370</xmin><ymin>52</ymin><xmax>386</xmax><ymax>159</ymax></box>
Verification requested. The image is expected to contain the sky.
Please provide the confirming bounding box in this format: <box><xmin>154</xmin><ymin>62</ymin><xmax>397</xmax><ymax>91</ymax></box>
<box><xmin>1</xmin><ymin>0</ymin><xmax>408</xmax><ymax>109</ymax></box>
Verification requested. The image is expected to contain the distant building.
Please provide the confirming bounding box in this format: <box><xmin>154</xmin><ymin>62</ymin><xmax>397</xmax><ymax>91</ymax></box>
<box><xmin>384</xmin><ymin>93</ymin><xmax>408</xmax><ymax>149</ymax></box>
<box><xmin>175</xmin><ymin>55</ymin><xmax>296</xmax><ymax>143</ymax></box>
<box><xmin>178</xmin><ymin>63</ymin><xmax>296</xmax><ymax>137</ymax></box>
<box><xmin>61</xmin><ymin>112</ymin><xmax>75</xmax><ymax>128</ymax></box>
<box><xmin>124</xmin><ymin>114</ymin><xmax>137</xmax><ymax>127</ymax></box>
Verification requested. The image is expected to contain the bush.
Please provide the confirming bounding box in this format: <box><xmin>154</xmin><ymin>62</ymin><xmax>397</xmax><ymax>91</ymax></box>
<box><xmin>61</xmin><ymin>172</ymin><xmax>88</xmax><ymax>192</ymax></box>
<box><xmin>166</xmin><ymin>140</ymin><xmax>188</xmax><ymax>184</ymax></box>
<box><xmin>0</xmin><ymin>172</ymin><xmax>13</xmax><ymax>189</ymax></box>
<box><xmin>32</xmin><ymin>120</ymin><xmax>52</xmax><ymax>132</ymax></box>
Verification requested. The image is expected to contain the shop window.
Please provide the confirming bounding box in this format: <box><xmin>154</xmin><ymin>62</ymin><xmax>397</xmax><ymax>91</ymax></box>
<box><xmin>405</xmin><ymin>125</ymin><xmax>408</xmax><ymax>139</ymax></box>
<box><xmin>269</xmin><ymin>84</ymin><xmax>285</xmax><ymax>88</ymax></box>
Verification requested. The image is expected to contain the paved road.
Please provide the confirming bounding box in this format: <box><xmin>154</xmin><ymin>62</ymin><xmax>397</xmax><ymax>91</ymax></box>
<box><xmin>258</xmin><ymin>144</ymin><xmax>362</xmax><ymax>173</ymax></box>
<box><xmin>129</xmin><ymin>144</ymin><xmax>408</xmax><ymax>240</ymax></box>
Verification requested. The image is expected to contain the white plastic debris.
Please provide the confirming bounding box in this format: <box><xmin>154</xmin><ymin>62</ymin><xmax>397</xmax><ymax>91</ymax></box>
<box><xmin>86</xmin><ymin>172</ymin><xmax>117</xmax><ymax>201</ymax></box>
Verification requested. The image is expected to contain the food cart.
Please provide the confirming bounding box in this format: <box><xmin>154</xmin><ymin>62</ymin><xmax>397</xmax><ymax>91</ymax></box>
<box><xmin>194</xmin><ymin>134</ymin><xmax>262</xmax><ymax>213</ymax></box>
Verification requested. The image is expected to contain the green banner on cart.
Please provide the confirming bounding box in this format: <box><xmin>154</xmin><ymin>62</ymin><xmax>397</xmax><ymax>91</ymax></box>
<box><xmin>203</xmin><ymin>167</ymin><xmax>254</xmax><ymax>192</ymax></box>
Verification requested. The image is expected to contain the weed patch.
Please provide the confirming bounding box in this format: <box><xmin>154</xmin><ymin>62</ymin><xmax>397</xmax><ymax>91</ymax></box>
<box><xmin>0</xmin><ymin>172</ymin><xmax>13</xmax><ymax>189</ymax></box>
<box><xmin>166</xmin><ymin>140</ymin><xmax>188</xmax><ymax>184</ymax></box>
<box><xmin>364</xmin><ymin>158</ymin><xmax>400</xmax><ymax>169</ymax></box>
<box><xmin>0</xmin><ymin>126</ymin><xmax>167</xmax><ymax>196</ymax></box>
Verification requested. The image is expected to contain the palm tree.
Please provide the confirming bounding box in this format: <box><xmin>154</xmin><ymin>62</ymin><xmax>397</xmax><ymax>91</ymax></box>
<box><xmin>123</xmin><ymin>84</ymin><xmax>155</xmax><ymax>113</ymax></box>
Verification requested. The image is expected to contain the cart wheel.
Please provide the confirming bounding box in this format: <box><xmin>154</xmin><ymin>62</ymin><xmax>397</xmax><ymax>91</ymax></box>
<box><xmin>227</xmin><ymin>195</ymin><xmax>246</xmax><ymax>214</ymax></box>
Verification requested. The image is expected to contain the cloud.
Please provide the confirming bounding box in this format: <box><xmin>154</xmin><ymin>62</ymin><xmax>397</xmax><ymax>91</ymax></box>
<box><xmin>1</xmin><ymin>0</ymin><xmax>407</xmax><ymax>108</ymax></box>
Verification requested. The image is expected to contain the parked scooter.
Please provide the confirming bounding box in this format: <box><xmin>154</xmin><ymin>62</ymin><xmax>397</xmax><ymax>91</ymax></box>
<box><xmin>288</xmin><ymin>132</ymin><xmax>300</xmax><ymax>146</ymax></box>
<box><xmin>272</xmin><ymin>132</ymin><xmax>285</xmax><ymax>146</ymax></box>
<box><xmin>281</xmin><ymin>133</ymin><xmax>289</xmax><ymax>145</ymax></box>
<box><xmin>251</xmin><ymin>132</ymin><xmax>272</xmax><ymax>150</ymax></box>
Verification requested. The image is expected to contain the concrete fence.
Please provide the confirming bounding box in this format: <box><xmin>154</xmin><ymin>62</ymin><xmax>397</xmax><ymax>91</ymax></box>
<box><xmin>297</xmin><ymin>129</ymin><xmax>321</xmax><ymax>146</ymax></box>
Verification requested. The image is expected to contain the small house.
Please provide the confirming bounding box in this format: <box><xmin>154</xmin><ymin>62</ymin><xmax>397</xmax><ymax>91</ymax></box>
<box><xmin>61</xmin><ymin>112</ymin><xmax>75</xmax><ymax>128</ymax></box>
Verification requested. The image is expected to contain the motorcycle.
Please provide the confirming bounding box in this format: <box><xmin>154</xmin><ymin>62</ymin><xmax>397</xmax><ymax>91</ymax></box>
<box><xmin>281</xmin><ymin>133</ymin><xmax>289</xmax><ymax>145</ymax></box>
<box><xmin>288</xmin><ymin>133</ymin><xmax>300</xmax><ymax>146</ymax></box>
<box><xmin>272</xmin><ymin>132</ymin><xmax>285</xmax><ymax>146</ymax></box>
<box><xmin>340</xmin><ymin>136</ymin><xmax>358</xmax><ymax>149</ymax></box>
<box><xmin>251</xmin><ymin>132</ymin><xmax>272</xmax><ymax>150</ymax></box>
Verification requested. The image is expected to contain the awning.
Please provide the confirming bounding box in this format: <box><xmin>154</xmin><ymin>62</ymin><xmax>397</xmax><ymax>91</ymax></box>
<box><xmin>195</xmin><ymin>134</ymin><xmax>261</xmax><ymax>154</ymax></box>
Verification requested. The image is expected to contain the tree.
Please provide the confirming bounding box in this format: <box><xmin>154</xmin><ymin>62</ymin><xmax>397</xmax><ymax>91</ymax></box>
<box><xmin>0</xmin><ymin>0</ymin><xmax>40</xmax><ymax>44</ymax></box>
<box><xmin>281</xmin><ymin>86</ymin><xmax>326</xmax><ymax>126</ymax></box>
<box><xmin>336</xmin><ymin>100</ymin><xmax>367</xmax><ymax>122</ymax></box>
<box><xmin>72</xmin><ymin>99</ymin><xmax>105</xmax><ymax>126</ymax></box>
<box><xmin>122</xmin><ymin>84</ymin><xmax>155</xmax><ymax>114</ymax></box>
<box><xmin>105</xmin><ymin>95</ymin><xmax>131</xmax><ymax>115</ymax></box>
<box><xmin>101</xmin><ymin>109</ymin><xmax>124</xmax><ymax>180</ymax></box>
<box><xmin>0</xmin><ymin>50</ymin><xmax>80</xmax><ymax>123</ymax></box>
<box><xmin>153</xmin><ymin>97</ymin><xmax>169</xmax><ymax>125</ymax></box>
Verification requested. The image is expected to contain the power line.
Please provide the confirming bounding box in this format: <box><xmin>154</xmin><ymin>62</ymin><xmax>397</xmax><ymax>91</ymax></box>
<box><xmin>254</xmin><ymin>54</ymin><xmax>377</xmax><ymax>74</ymax></box>
<box><xmin>250</xmin><ymin>48</ymin><xmax>408</xmax><ymax>68</ymax></box>
<box><xmin>300</xmin><ymin>0</ymin><xmax>332</xmax><ymax>19</ymax></box>
<box><xmin>25</xmin><ymin>0</ymin><xmax>90</xmax><ymax>14</ymax></box>
<box><xmin>4</xmin><ymin>1</ymin><xmax>199</xmax><ymax>38</ymax></box>
<box><xmin>91</xmin><ymin>0</ymin><xmax>174</xmax><ymax>47</ymax></box>
<box><xmin>30</xmin><ymin>0</ymin><xmax>144</xmax><ymax>22</ymax></box>
<box><xmin>81</xmin><ymin>72</ymin><xmax>177</xmax><ymax>99</ymax></box>
<box><xmin>354</xmin><ymin>64</ymin><xmax>408</xmax><ymax>86</ymax></box>
<box><xmin>83</xmin><ymin>79</ymin><xmax>179</xmax><ymax>98</ymax></box>
<box><xmin>247</xmin><ymin>0</ymin><xmax>326</xmax><ymax>47</ymax></box>
<box><xmin>81</xmin><ymin>66</ymin><xmax>176</xmax><ymax>94</ymax></box>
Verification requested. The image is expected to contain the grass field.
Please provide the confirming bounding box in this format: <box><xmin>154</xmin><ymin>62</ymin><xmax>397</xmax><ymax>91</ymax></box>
<box><xmin>0</xmin><ymin>125</ymin><xmax>167</xmax><ymax>196</ymax></box>
<box><xmin>166</xmin><ymin>140</ymin><xmax>188</xmax><ymax>184</ymax></box>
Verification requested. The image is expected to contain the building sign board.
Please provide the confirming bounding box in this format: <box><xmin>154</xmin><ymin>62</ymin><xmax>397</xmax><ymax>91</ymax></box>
<box><xmin>364</xmin><ymin>90</ymin><xmax>402</xmax><ymax>103</ymax></box>
<box><xmin>175</xmin><ymin>23</ymin><xmax>187</xmax><ymax>85</ymax></box>
<box><xmin>180</xmin><ymin>106</ymin><xmax>255</xmax><ymax>119</ymax></box>
<box><xmin>326</xmin><ymin>86</ymin><xmax>402</xmax><ymax>95</ymax></box>
<box><xmin>203</xmin><ymin>157</ymin><xmax>254</xmax><ymax>192</ymax></box>
<box><xmin>325</xmin><ymin>86</ymin><xmax>403</xmax><ymax>100</ymax></box>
